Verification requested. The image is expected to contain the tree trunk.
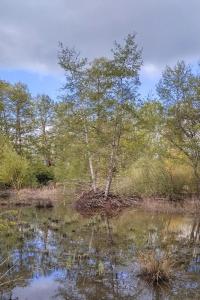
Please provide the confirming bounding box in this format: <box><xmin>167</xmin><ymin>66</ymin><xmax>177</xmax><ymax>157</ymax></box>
<box><xmin>104</xmin><ymin>121</ymin><xmax>121</xmax><ymax>199</ymax></box>
<box><xmin>84</xmin><ymin>123</ymin><xmax>97</xmax><ymax>193</ymax></box>
<box><xmin>104</xmin><ymin>140</ymin><xmax>116</xmax><ymax>198</ymax></box>
<box><xmin>42</xmin><ymin>121</ymin><xmax>52</xmax><ymax>167</ymax></box>
<box><xmin>193</xmin><ymin>164</ymin><xmax>200</xmax><ymax>197</ymax></box>
<box><xmin>105</xmin><ymin>78</ymin><xmax>124</xmax><ymax>199</ymax></box>
<box><xmin>16</xmin><ymin>106</ymin><xmax>22</xmax><ymax>154</ymax></box>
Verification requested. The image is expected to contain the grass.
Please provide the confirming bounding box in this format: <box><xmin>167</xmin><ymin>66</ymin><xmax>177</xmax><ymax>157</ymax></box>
<box><xmin>138</xmin><ymin>250</ymin><xmax>174</xmax><ymax>286</ymax></box>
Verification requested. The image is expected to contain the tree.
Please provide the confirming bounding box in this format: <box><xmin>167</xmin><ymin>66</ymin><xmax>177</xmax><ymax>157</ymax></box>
<box><xmin>0</xmin><ymin>80</ymin><xmax>11</xmax><ymax>135</ymax></box>
<box><xmin>58</xmin><ymin>44</ymin><xmax>98</xmax><ymax>191</ymax></box>
<box><xmin>157</xmin><ymin>61</ymin><xmax>200</xmax><ymax>194</ymax></box>
<box><xmin>6</xmin><ymin>82</ymin><xmax>34</xmax><ymax>155</ymax></box>
<box><xmin>157</xmin><ymin>61</ymin><xmax>194</xmax><ymax>105</ymax></box>
<box><xmin>58</xmin><ymin>34</ymin><xmax>142</xmax><ymax>197</ymax></box>
<box><xmin>53</xmin><ymin>101</ymin><xmax>89</xmax><ymax>182</ymax></box>
<box><xmin>103</xmin><ymin>34</ymin><xmax>142</xmax><ymax>197</ymax></box>
<box><xmin>35</xmin><ymin>94</ymin><xmax>54</xmax><ymax>166</ymax></box>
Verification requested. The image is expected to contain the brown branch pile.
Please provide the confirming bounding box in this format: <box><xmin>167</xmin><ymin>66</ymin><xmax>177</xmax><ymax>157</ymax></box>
<box><xmin>74</xmin><ymin>189</ymin><xmax>141</xmax><ymax>217</ymax></box>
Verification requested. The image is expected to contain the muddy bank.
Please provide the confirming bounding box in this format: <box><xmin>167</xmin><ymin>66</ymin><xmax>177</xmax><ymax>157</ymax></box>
<box><xmin>74</xmin><ymin>189</ymin><xmax>141</xmax><ymax>216</ymax></box>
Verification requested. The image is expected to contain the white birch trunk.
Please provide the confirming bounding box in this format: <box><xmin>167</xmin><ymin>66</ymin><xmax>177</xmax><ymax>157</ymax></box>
<box><xmin>84</xmin><ymin>123</ymin><xmax>97</xmax><ymax>192</ymax></box>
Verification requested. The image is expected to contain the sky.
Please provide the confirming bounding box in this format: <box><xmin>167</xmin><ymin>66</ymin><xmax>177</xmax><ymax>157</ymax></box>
<box><xmin>0</xmin><ymin>0</ymin><xmax>200</xmax><ymax>99</ymax></box>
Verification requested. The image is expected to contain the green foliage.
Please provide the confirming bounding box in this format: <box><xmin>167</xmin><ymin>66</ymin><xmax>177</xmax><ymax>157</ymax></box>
<box><xmin>157</xmin><ymin>61</ymin><xmax>200</xmax><ymax>193</ymax></box>
<box><xmin>31</xmin><ymin>161</ymin><xmax>54</xmax><ymax>185</ymax></box>
<box><xmin>54</xmin><ymin>150</ymin><xmax>89</xmax><ymax>183</ymax></box>
<box><xmin>115</xmin><ymin>157</ymin><xmax>171</xmax><ymax>196</ymax></box>
<box><xmin>115</xmin><ymin>156</ymin><xmax>195</xmax><ymax>197</ymax></box>
<box><xmin>0</xmin><ymin>141</ymin><xmax>30</xmax><ymax>189</ymax></box>
<box><xmin>6</xmin><ymin>82</ymin><xmax>34</xmax><ymax>155</ymax></box>
<box><xmin>58</xmin><ymin>34</ymin><xmax>143</xmax><ymax>195</ymax></box>
<box><xmin>0</xmin><ymin>37</ymin><xmax>199</xmax><ymax>198</ymax></box>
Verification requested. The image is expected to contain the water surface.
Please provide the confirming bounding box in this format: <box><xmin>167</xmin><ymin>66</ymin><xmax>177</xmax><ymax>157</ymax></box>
<box><xmin>0</xmin><ymin>201</ymin><xmax>199</xmax><ymax>299</ymax></box>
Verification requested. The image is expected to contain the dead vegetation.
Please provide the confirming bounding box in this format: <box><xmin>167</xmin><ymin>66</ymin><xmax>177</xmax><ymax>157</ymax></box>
<box><xmin>0</xmin><ymin>187</ymin><xmax>62</xmax><ymax>208</ymax></box>
<box><xmin>138</xmin><ymin>250</ymin><xmax>174</xmax><ymax>286</ymax></box>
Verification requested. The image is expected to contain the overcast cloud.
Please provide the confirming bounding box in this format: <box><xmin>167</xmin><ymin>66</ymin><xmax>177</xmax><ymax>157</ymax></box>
<box><xmin>0</xmin><ymin>0</ymin><xmax>200</xmax><ymax>76</ymax></box>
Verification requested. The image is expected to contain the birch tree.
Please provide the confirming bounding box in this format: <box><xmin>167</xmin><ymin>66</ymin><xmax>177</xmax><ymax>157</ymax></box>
<box><xmin>58</xmin><ymin>45</ymin><xmax>97</xmax><ymax>191</ymax></box>
<box><xmin>35</xmin><ymin>94</ymin><xmax>54</xmax><ymax>166</ymax></box>
<box><xmin>104</xmin><ymin>34</ymin><xmax>142</xmax><ymax>197</ymax></box>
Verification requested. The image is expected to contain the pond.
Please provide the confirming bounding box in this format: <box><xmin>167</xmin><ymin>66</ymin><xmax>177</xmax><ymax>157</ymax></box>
<box><xmin>0</xmin><ymin>200</ymin><xmax>199</xmax><ymax>300</ymax></box>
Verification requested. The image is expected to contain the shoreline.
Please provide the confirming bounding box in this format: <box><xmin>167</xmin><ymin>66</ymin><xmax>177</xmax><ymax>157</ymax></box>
<box><xmin>0</xmin><ymin>187</ymin><xmax>62</xmax><ymax>208</ymax></box>
<box><xmin>0</xmin><ymin>188</ymin><xmax>199</xmax><ymax>215</ymax></box>
<box><xmin>133</xmin><ymin>197</ymin><xmax>200</xmax><ymax>215</ymax></box>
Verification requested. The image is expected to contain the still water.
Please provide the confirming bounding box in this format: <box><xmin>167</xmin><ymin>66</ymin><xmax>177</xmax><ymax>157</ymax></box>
<box><xmin>0</xmin><ymin>201</ymin><xmax>199</xmax><ymax>300</ymax></box>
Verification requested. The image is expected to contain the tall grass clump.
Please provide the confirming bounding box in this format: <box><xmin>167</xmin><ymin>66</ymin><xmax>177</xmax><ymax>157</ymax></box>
<box><xmin>138</xmin><ymin>250</ymin><xmax>174</xmax><ymax>286</ymax></box>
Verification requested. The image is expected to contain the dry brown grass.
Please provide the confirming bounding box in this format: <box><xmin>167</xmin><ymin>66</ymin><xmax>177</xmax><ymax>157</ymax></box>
<box><xmin>0</xmin><ymin>187</ymin><xmax>64</xmax><ymax>207</ymax></box>
<box><xmin>138</xmin><ymin>250</ymin><xmax>174</xmax><ymax>286</ymax></box>
<box><xmin>17</xmin><ymin>187</ymin><xmax>60</xmax><ymax>201</ymax></box>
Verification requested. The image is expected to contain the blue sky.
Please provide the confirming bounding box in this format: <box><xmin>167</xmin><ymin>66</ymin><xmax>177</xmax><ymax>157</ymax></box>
<box><xmin>1</xmin><ymin>0</ymin><xmax>200</xmax><ymax>100</ymax></box>
<box><xmin>0</xmin><ymin>68</ymin><xmax>64</xmax><ymax>99</ymax></box>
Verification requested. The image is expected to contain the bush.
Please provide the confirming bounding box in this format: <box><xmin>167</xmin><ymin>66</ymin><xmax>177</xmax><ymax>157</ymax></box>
<box><xmin>0</xmin><ymin>144</ymin><xmax>30</xmax><ymax>190</ymax></box>
<box><xmin>31</xmin><ymin>162</ymin><xmax>54</xmax><ymax>186</ymax></box>
<box><xmin>0</xmin><ymin>137</ymin><xmax>55</xmax><ymax>189</ymax></box>
<box><xmin>114</xmin><ymin>156</ymin><xmax>195</xmax><ymax>197</ymax></box>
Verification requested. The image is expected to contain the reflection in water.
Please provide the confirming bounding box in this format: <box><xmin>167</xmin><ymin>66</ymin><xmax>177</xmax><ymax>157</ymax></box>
<box><xmin>190</xmin><ymin>218</ymin><xmax>200</xmax><ymax>243</ymax></box>
<box><xmin>0</xmin><ymin>204</ymin><xmax>199</xmax><ymax>299</ymax></box>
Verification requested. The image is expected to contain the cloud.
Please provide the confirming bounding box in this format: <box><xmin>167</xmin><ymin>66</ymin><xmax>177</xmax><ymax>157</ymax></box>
<box><xmin>142</xmin><ymin>64</ymin><xmax>160</xmax><ymax>78</ymax></box>
<box><xmin>0</xmin><ymin>0</ymin><xmax>200</xmax><ymax>75</ymax></box>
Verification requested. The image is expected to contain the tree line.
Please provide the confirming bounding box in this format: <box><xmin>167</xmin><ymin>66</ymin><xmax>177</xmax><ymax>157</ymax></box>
<box><xmin>0</xmin><ymin>34</ymin><xmax>199</xmax><ymax>197</ymax></box>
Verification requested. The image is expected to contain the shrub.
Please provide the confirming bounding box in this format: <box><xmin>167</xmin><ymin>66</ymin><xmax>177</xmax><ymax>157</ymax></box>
<box><xmin>114</xmin><ymin>156</ymin><xmax>195</xmax><ymax>197</ymax></box>
<box><xmin>115</xmin><ymin>157</ymin><xmax>172</xmax><ymax>196</ymax></box>
<box><xmin>31</xmin><ymin>162</ymin><xmax>54</xmax><ymax>185</ymax></box>
<box><xmin>0</xmin><ymin>144</ymin><xmax>30</xmax><ymax>190</ymax></box>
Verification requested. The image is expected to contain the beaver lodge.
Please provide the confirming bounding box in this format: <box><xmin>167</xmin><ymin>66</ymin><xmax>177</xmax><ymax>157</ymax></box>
<box><xmin>74</xmin><ymin>189</ymin><xmax>141</xmax><ymax>217</ymax></box>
